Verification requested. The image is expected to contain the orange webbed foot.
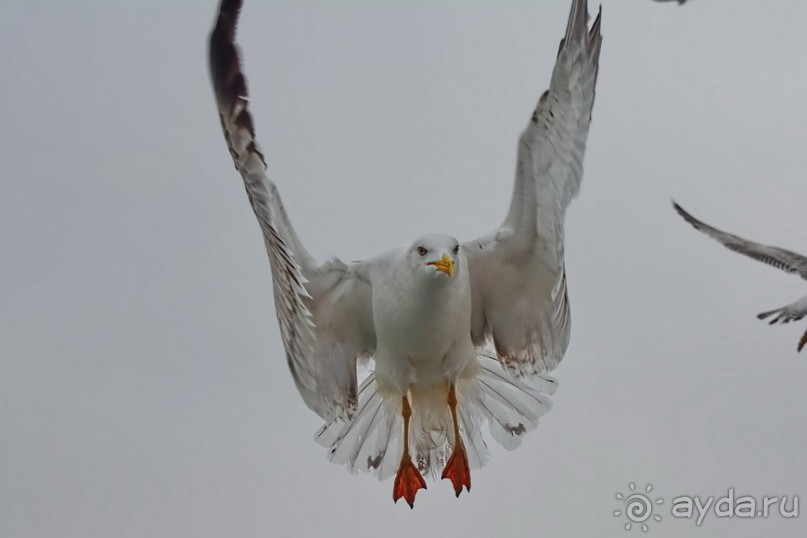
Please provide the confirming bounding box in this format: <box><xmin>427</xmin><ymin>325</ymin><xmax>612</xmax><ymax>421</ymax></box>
<box><xmin>441</xmin><ymin>443</ymin><xmax>471</xmax><ymax>497</ymax></box>
<box><xmin>393</xmin><ymin>457</ymin><xmax>427</xmax><ymax>508</ymax></box>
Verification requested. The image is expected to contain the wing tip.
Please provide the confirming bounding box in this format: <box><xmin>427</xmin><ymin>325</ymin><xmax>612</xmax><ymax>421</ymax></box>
<box><xmin>564</xmin><ymin>0</ymin><xmax>585</xmax><ymax>41</ymax></box>
<box><xmin>559</xmin><ymin>0</ymin><xmax>603</xmax><ymax>63</ymax></box>
<box><xmin>209</xmin><ymin>0</ymin><xmax>244</xmax><ymax>67</ymax></box>
<box><xmin>671</xmin><ymin>200</ymin><xmax>704</xmax><ymax>230</ymax></box>
<box><xmin>757</xmin><ymin>310</ymin><xmax>774</xmax><ymax>321</ymax></box>
<box><xmin>564</xmin><ymin>0</ymin><xmax>602</xmax><ymax>43</ymax></box>
<box><xmin>209</xmin><ymin>0</ymin><xmax>245</xmax><ymax>101</ymax></box>
<box><xmin>590</xmin><ymin>5</ymin><xmax>603</xmax><ymax>46</ymax></box>
<box><xmin>209</xmin><ymin>0</ymin><xmax>268</xmax><ymax>172</ymax></box>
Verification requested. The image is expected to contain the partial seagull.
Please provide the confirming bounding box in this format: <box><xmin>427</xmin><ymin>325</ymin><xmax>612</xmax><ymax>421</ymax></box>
<box><xmin>209</xmin><ymin>0</ymin><xmax>601</xmax><ymax>506</ymax></box>
<box><xmin>653</xmin><ymin>0</ymin><xmax>688</xmax><ymax>5</ymax></box>
<box><xmin>674</xmin><ymin>202</ymin><xmax>807</xmax><ymax>352</ymax></box>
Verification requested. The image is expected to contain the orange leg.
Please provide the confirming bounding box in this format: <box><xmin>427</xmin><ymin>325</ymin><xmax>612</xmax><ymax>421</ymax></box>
<box><xmin>441</xmin><ymin>383</ymin><xmax>471</xmax><ymax>497</ymax></box>
<box><xmin>799</xmin><ymin>330</ymin><xmax>807</xmax><ymax>352</ymax></box>
<box><xmin>392</xmin><ymin>395</ymin><xmax>426</xmax><ymax>508</ymax></box>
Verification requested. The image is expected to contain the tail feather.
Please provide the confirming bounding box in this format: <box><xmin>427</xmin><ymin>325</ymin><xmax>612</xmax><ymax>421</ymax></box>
<box><xmin>473</xmin><ymin>352</ymin><xmax>556</xmax><ymax>450</ymax></box>
<box><xmin>315</xmin><ymin>354</ymin><xmax>557</xmax><ymax>480</ymax></box>
<box><xmin>410</xmin><ymin>378</ymin><xmax>492</xmax><ymax>478</ymax></box>
<box><xmin>458</xmin><ymin>402</ymin><xmax>489</xmax><ymax>468</ymax></box>
<box><xmin>315</xmin><ymin>373</ymin><xmax>402</xmax><ymax>480</ymax></box>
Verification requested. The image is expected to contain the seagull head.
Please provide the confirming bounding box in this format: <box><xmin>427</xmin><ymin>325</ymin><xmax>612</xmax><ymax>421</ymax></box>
<box><xmin>409</xmin><ymin>234</ymin><xmax>460</xmax><ymax>279</ymax></box>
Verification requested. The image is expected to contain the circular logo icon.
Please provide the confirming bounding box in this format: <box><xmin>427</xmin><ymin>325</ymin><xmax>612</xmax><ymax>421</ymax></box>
<box><xmin>614</xmin><ymin>483</ymin><xmax>664</xmax><ymax>532</ymax></box>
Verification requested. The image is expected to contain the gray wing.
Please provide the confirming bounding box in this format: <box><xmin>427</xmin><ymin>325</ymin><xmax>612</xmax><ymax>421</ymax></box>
<box><xmin>464</xmin><ymin>0</ymin><xmax>601</xmax><ymax>377</ymax></box>
<box><xmin>761</xmin><ymin>295</ymin><xmax>807</xmax><ymax>352</ymax></box>
<box><xmin>209</xmin><ymin>0</ymin><xmax>375</xmax><ymax>421</ymax></box>
<box><xmin>673</xmin><ymin>202</ymin><xmax>807</xmax><ymax>281</ymax></box>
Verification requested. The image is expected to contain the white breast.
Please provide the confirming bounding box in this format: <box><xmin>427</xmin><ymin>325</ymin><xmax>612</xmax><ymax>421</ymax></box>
<box><xmin>370</xmin><ymin>252</ymin><xmax>476</xmax><ymax>391</ymax></box>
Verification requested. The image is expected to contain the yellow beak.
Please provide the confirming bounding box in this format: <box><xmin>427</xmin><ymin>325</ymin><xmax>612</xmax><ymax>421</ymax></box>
<box><xmin>428</xmin><ymin>254</ymin><xmax>454</xmax><ymax>277</ymax></box>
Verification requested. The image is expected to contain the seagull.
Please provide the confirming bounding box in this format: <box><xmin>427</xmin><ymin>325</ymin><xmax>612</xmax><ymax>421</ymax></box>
<box><xmin>673</xmin><ymin>202</ymin><xmax>807</xmax><ymax>352</ymax></box>
<box><xmin>209</xmin><ymin>0</ymin><xmax>601</xmax><ymax>506</ymax></box>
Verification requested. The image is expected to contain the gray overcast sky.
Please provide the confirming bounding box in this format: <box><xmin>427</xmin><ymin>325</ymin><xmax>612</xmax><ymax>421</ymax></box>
<box><xmin>2</xmin><ymin>1</ymin><xmax>806</xmax><ymax>537</ymax></box>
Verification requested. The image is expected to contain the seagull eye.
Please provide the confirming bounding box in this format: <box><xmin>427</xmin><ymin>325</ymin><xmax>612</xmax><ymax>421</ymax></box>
<box><xmin>417</xmin><ymin>246</ymin><xmax>427</xmax><ymax>257</ymax></box>
<box><xmin>453</xmin><ymin>245</ymin><xmax>460</xmax><ymax>255</ymax></box>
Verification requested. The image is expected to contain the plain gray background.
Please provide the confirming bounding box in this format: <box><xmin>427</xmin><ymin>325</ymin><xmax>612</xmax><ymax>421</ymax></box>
<box><xmin>2</xmin><ymin>1</ymin><xmax>806</xmax><ymax>536</ymax></box>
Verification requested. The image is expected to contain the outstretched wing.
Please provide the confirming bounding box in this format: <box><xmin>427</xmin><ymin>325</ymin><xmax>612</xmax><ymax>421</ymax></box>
<box><xmin>464</xmin><ymin>0</ymin><xmax>601</xmax><ymax>377</ymax></box>
<box><xmin>758</xmin><ymin>295</ymin><xmax>807</xmax><ymax>325</ymax></box>
<box><xmin>209</xmin><ymin>0</ymin><xmax>375</xmax><ymax>421</ymax></box>
<box><xmin>673</xmin><ymin>202</ymin><xmax>807</xmax><ymax>281</ymax></box>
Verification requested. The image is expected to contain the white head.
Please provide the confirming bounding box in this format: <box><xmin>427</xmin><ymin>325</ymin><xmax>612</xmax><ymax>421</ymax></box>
<box><xmin>407</xmin><ymin>233</ymin><xmax>461</xmax><ymax>281</ymax></box>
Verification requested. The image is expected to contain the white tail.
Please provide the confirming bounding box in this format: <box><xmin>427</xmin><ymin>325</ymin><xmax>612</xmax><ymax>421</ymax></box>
<box><xmin>315</xmin><ymin>353</ymin><xmax>557</xmax><ymax>480</ymax></box>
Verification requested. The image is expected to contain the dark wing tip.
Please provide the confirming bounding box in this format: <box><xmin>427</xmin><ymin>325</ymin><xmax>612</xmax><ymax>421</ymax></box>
<box><xmin>208</xmin><ymin>0</ymin><xmax>266</xmax><ymax>171</ymax></box>
<box><xmin>671</xmin><ymin>200</ymin><xmax>705</xmax><ymax>231</ymax></box>
<box><xmin>209</xmin><ymin>0</ymin><xmax>245</xmax><ymax>104</ymax></box>
<box><xmin>220</xmin><ymin>0</ymin><xmax>244</xmax><ymax>16</ymax></box>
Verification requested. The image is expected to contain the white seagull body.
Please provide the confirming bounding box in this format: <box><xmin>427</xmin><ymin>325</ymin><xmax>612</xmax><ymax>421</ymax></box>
<box><xmin>209</xmin><ymin>0</ymin><xmax>602</xmax><ymax>506</ymax></box>
<box><xmin>674</xmin><ymin>202</ymin><xmax>807</xmax><ymax>352</ymax></box>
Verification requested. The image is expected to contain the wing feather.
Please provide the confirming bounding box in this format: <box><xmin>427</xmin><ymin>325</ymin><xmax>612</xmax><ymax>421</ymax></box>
<box><xmin>673</xmin><ymin>202</ymin><xmax>807</xmax><ymax>281</ymax></box>
<box><xmin>464</xmin><ymin>0</ymin><xmax>601</xmax><ymax>377</ymax></box>
<box><xmin>209</xmin><ymin>0</ymin><xmax>375</xmax><ymax>421</ymax></box>
<box><xmin>463</xmin><ymin>0</ymin><xmax>602</xmax><ymax>376</ymax></box>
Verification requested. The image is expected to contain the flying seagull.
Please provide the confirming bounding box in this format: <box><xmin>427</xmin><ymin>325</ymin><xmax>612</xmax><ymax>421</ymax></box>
<box><xmin>673</xmin><ymin>202</ymin><xmax>807</xmax><ymax>352</ymax></box>
<box><xmin>209</xmin><ymin>0</ymin><xmax>601</xmax><ymax>506</ymax></box>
